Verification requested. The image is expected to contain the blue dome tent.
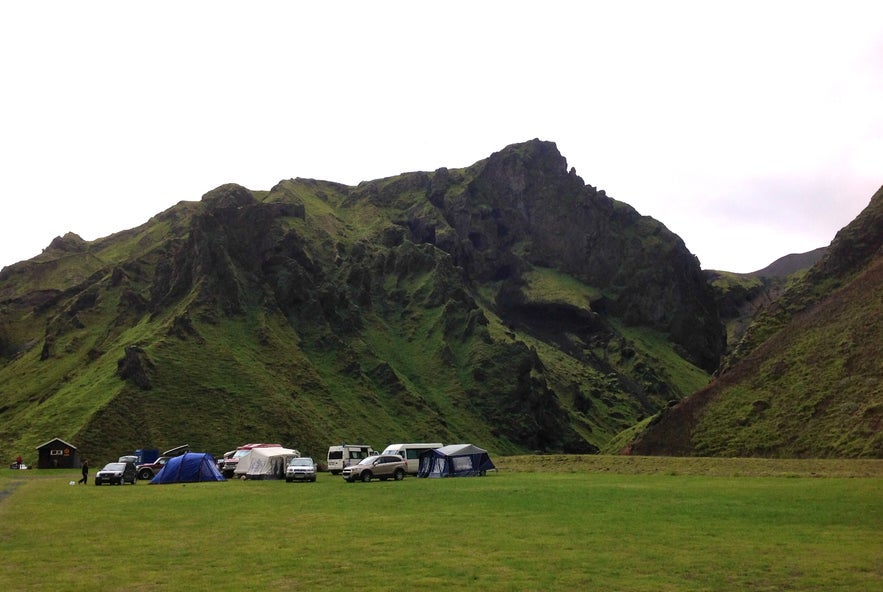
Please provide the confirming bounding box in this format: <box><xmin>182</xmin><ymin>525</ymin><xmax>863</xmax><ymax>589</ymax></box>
<box><xmin>150</xmin><ymin>452</ymin><xmax>226</xmax><ymax>484</ymax></box>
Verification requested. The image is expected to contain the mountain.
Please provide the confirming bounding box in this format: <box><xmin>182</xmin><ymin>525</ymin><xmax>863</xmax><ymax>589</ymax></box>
<box><xmin>706</xmin><ymin>247</ymin><xmax>828</xmax><ymax>361</ymax></box>
<box><xmin>624</xmin><ymin>185</ymin><xmax>883</xmax><ymax>457</ymax></box>
<box><xmin>746</xmin><ymin>247</ymin><xmax>828</xmax><ymax>278</ymax></box>
<box><xmin>0</xmin><ymin>140</ymin><xmax>722</xmax><ymax>461</ymax></box>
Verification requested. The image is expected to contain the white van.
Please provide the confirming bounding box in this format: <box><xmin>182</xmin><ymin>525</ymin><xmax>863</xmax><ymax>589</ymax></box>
<box><xmin>326</xmin><ymin>444</ymin><xmax>376</xmax><ymax>475</ymax></box>
<box><xmin>381</xmin><ymin>443</ymin><xmax>444</xmax><ymax>475</ymax></box>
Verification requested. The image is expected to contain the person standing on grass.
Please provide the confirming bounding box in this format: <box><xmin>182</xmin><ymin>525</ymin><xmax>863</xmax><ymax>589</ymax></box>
<box><xmin>78</xmin><ymin>459</ymin><xmax>89</xmax><ymax>484</ymax></box>
<box><xmin>16</xmin><ymin>455</ymin><xmax>22</xmax><ymax>469</ymax></box>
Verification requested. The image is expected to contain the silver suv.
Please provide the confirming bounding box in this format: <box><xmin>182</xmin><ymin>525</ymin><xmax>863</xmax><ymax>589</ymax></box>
<box><xmin>341</xmin><ymin>454</ymin><xmax>407</xmax><ymax>482</ymax></box>
<box><xmin>285</xmin><ymin>457</ymin><xmax>317</xmax><ymax>482</ymax></box>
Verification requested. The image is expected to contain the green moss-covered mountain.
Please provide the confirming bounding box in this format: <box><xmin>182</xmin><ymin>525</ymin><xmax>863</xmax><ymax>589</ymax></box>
<box><xmin>706</xmin><ymin>246</ymin><xmax>827</xmax><ymax>361</ymax></box>
<box><xmin>0</xmin><ymin>140</ymin><xmax>721</xmax><ymax>461</ymax></box>
<box><xmin>626</xmin><ymin>185</ymin><xmax>883</xmax><ymax>457</ymax></box>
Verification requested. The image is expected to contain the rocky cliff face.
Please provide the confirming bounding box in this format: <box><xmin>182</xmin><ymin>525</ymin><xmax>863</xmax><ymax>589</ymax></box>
<box><xmin>153</xmin><ymin>140</ymin><xmax>725</xmax><ymax>373</ymax></box>
<box><xmin>389</xmin><ymin>140</ymin><xmax>725</xmax><ymax>372</ymax></box>
<box><xmin>0</xmin><ymin>139</ymin><xmax>724</xmax><ymax>459</ymax></box>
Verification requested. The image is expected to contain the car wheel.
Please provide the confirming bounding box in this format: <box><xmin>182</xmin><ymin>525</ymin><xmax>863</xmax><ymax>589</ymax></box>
<box><xmin>139</xmin><ymin>469</ymin><xmax>152</xmax><ymax>480</ymax></box>
<box><xmin>394</xmin><ymin>469</ymin><xmax>405</xmax><ymax>481</ymax></box>
<box><xmin>361</xmin><ymin>471</ymin><xmax>372</xmax><ymax>483</ymax></box>
<box><xmin>286</xmin><ymin>478</ymin><xmax>292</xmax><ymax>483</ymax></box>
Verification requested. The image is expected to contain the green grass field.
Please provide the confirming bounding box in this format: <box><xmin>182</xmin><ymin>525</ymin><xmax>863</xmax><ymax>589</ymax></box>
<box><xmin>2</xmin><ymin>457</ymin><xmax>881</xmax><ymax>591</ymax></box>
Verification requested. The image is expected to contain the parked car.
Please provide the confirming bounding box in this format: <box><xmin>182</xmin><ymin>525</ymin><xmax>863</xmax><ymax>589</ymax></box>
<box><xmin>95</xmin><ymin>462</ymin><xmax>137</xmax><ymax>485</ymax></box>
<box><xmin>136</xmin><ymin>444</ymin><xmax>190</xmax><ymax>480</ymax></box>
<box><xmin>136</xmin><ymin>456</ymin><xmax>170</xmax><ymax>481</ymax></box>
<box><xmin>341</xmin><ymin>454</ymin><xmax>407</xmax><ymax>483</ymax></box>
<box><xmin>285</xmin><ymin>457</ymin><xmax>318</xmax><ymax>482</ymax></box>
<box><xmin>218</xmin><ymin>450</ymin><xmax>234</xmax><ymax>472</ymax></box>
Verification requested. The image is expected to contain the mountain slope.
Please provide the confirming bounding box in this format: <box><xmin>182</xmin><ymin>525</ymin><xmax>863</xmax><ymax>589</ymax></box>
<box><xmin>706</xmin><ymin>247</ymin><xmax>827</xmax><ymax>360</ymax></box>
<box><xmin>0</xmin><ymin>140</ymin><xmax>719</xmax><ymax>461</ymax></box>
<box><xmin>746</xmin><ymin>247</ymin><xmax>827</xmax><ymax>278</ymax></box>
<box><xmin>625</xmin><ymin>185</ymin><xmax>883</xmax><ymax>457</ymax></box>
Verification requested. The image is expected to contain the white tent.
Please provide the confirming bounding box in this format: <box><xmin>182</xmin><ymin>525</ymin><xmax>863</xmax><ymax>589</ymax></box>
<box><xmin>236</xmin><ymin>446</ymin><xmax>300</xmax><ymax>480</ymax></box>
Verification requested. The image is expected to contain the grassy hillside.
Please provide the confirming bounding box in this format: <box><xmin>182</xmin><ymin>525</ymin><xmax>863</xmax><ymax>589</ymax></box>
<box><xmin>627</xmin><ymin>186</ymin><xmax>883</xmax><ymax>457</ymax></box>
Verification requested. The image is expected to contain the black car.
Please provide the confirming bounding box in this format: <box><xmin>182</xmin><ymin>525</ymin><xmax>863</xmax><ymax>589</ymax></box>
<box><xmin>95</xmin><ymin>461</ymin><xmax>137</xmax><ymax>485</ymax></box>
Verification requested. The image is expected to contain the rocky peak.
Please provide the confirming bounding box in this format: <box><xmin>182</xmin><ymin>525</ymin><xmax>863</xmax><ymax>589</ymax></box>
<box><xmin>46</xmin><ymin>232</ymin><xmax>87</xmax><ymax>253</ymax></box>
<box><xmin>427</xmin><ymin>139</ymin><xmax>725</xmax><ymax>371</ymax></box>
<box><xmin>200</xmin><ymin>183</ymin><xmax>257</xmax><ymax>211</ymax></box>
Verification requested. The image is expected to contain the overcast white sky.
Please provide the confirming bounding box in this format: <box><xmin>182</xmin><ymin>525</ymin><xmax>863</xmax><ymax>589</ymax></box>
<box><xmin>1</xmin><ymin>1</ymin><xmax>881</xmax><ymax>273</ymax></box>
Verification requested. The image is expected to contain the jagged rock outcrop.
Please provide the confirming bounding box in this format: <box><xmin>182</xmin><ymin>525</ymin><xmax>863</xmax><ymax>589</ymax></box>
<box><xmin>46</xmin><ymin>232</ymin><xmax>88</xmax><ymax>253</ymax></box>
<box><xmin>116</xmin><ymin>345</ymin><xmax>154</xmax><ymax>390</ymax></box>
<box><xmin>391</xmin><ymin>140</ymin><xmax>725</xmax><ymax>372</ymax></box>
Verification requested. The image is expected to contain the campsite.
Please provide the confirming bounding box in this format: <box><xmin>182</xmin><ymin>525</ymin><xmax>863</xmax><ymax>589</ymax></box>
<box><xmin>1</xmin><ymin>457</ymin><xmax>881</xmax><ymax>591</ymax></box>
<box><xmin>136</xmin><ymin>442</ymin><xmax>494</xmax><ymax>483</ymax></box>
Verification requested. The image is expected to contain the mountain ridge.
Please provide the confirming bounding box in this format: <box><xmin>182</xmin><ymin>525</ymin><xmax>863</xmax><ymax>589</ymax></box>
<box><xmin>0</xmin><ymin>140</ymin><xmax>718</xmax><ymax>461</ymax></box>
<box><xmin>2</xmin><ymin>141</ymin><xmax>877</xmax><ymax>462</ymax></box>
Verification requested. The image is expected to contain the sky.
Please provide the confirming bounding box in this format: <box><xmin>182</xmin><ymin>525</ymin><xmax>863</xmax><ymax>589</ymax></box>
<box><xmin>1</xmin><ymin>1</ymin><xmax>881</xmax><ymax>273</ymax></box>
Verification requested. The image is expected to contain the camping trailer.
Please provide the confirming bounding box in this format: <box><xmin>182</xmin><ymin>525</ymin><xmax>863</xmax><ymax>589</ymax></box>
<box><xmin>381</xmin><ymin>442</ymin><xmax>443</xmax><ymax>474</ymax></box>
<box><xmin>242</xmin><ymin>447</ymin><xmax>300</xmax><ymax>480</ymax></box>
<box><xmin>326</xmin><ymin>444</ymin><xmax>376</xmax><ymax>475</ymax></box>
<box><xmin>417</xmin><ymin>444</ymin><xmax>496</xmax><ymax>478</ymax></box>
<box><xmin>234</xmin><ymin>446</ymin><xmax>300</xmax><ymax>478</ymax></box>
<box><xmin>219</xmin><ymin>443</ymin><xmax>280</xmax><ymax>478</ymax></box>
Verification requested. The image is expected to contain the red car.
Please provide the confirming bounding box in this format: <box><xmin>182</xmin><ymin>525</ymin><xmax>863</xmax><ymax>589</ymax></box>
<box><xmin>136</xmin><ymin>444</ymin><xmax>190</xmax><ymax>480</ymax></box>
<box><xmin>136</xmin><ymin>456</ymin><xmax>170</xmax><ymax>481</ymax></box>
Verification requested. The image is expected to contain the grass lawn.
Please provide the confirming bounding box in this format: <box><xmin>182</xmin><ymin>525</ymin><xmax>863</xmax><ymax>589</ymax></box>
<box><xmin>1</xmin><ymin>457</ymin><xmax>881</xmax><ymax>591</ymax></box>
